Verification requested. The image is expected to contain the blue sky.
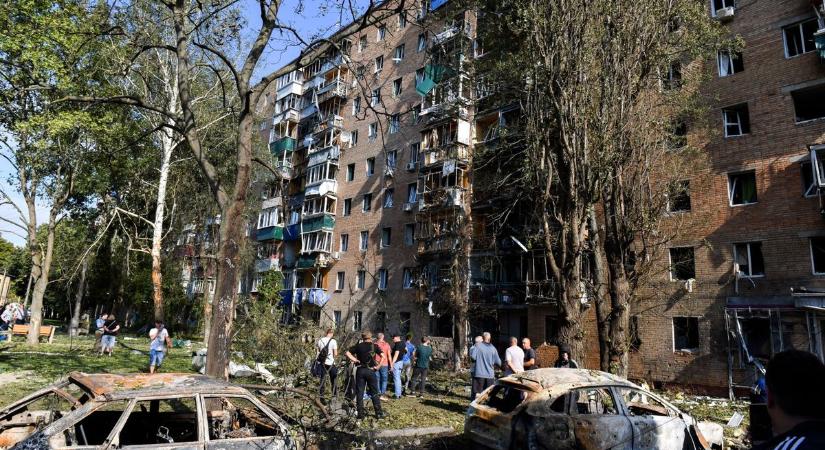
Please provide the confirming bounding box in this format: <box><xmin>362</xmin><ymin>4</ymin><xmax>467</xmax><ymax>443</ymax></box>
<box><xmin>0</xmin><ymin>0</ymin><xmax>366</xmax><ymax>247</ymax></box>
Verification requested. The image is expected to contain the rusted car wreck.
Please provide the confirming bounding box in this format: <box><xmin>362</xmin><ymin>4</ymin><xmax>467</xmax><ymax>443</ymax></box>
<box><xmin>465</xmin><ymin>368</ymin><xmax>723</xmax><ymax>450</ymax></box>
<box><xmin>0</xmin><ymin>372</ymin><xmax>295</xmax><ymax>450</ymax></box>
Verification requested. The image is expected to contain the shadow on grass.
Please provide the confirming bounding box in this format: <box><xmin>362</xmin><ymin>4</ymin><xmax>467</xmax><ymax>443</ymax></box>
<box><xmin>420</xmin><ymin>398</ymin><xmax>468</xmax><ymax>415</ymax></box>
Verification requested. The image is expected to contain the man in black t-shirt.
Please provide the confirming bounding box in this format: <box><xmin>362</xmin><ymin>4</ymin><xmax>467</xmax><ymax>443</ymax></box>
<box><xmin>523</xmin><ymin>338</ymin><xmax>537</xmax><ymax>370</ymax></box>
<box><xmin>345</xmin><ymin>330</ymin><xmax>385</xmax><ymax>419</ymax></box>
<box><xmin>390</xmin><ymin>335</ymin><xmax>407</xmax><ymax>399</ymax></box>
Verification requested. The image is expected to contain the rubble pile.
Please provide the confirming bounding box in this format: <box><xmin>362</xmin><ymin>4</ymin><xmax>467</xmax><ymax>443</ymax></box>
<box><xmin>661</xmin><ymin>391</ymin><xmax>751</xmax><ymax>449</ymax></box>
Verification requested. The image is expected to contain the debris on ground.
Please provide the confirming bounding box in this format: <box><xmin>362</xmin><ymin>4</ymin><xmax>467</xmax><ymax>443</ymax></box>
<box><xmin>661</xmin><ymin>391</ymin><xmax>751</xmax><ymax>449</ymax></box>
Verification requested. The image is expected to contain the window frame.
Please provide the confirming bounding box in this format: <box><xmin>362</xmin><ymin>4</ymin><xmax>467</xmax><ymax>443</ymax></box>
<box><xmin>709</xmin><ymin>0</ymin><xmax>735</xmax><ymax>17</ymax></box>
<box><xmin>340</xmin><ymin>233</ymin><xmax>349</xmax><ymax>252</ymax></box>
<box><xmin>336</xmin><ymin>272</ymin><xmax>345</xmax><ymax>291</ymax></box>
<box><xmin>112</xmin><ymin>395</ymin><xmax>203</xmax><ymax>448</ymax></box>
<box><xmin>722</xmin><ymin>103</ymin><xmax>749</xmax><ymax>137</ymax></box>
<box><xmin>668</xmin><ymin>246</ymin><xmax>696</xmax><ymax>281</ymax></box>
<box><xmin>359</xmin><ymin>230</ymin><xmax>369</xmax><ymax>251</ymax></box>
<box><xmin>381</xmin><ymin>227</ymin><xmax>392</xmax><ymax>247</ymax></box>
<box><xmin>363</xmin><ymin>193</ymin><xmax>373</xmax><ymax>212</ymax></box>
<box><xmin>342</xmin><ymin>198</ymin><xmax>352</xmax><ymax>216</ymax></box>
<box><xmin>672</xmin><ymin>316</ymin><xmax>700</xmax><ymax>352</ymax></box>
<box><xmin>717</xmin><ymin>49</ymin><xmax>743</xmax><ymax>77</ymax></box>
<box><xmin>810</xmin><ymin>236</ymin><xmax>825</xmax><ymax>275</ymax></box>
<box><xmin>356</xmin><ymin>270</ymin><xmax>366</xmax><ymax>289</ymax></box>
<box><xmin>733</xmin><ymin>241</ymin><xmax>765</xmax><ymax>278</ymax></box>
<box><xmin>417</xmin><ymin>33</ymin><xmax>427</xmax><ymax>52</ymax></box>
<box><xmin>346</xmin><ymin>163</ymin><xmax>355</xmax><ymax>182</ymax></box>
<box><xmin>783</xmin><ymin>18</ymin><xmax>819</xmax><ymax>59</ymax></box>
<box><xmin>378</xmin><ymin>268</ymin><xmax>388</xmax><ymax>290</ymax></box>
<box><xmin>727</xmin><ymin>170</ymin><xmax>758</xmax><ymax>206</ymax></box>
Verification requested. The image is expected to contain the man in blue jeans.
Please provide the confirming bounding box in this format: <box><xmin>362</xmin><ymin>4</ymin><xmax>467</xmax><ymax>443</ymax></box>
<box><xmin>403</xmin><ymin>334</ymin><xmax>415</xmax><ymax>394</ymax></box>
<box><xmin>148</xmin><ymin>320</ymin><xmax>172</xmax><ymax>374</ymax></box>
<box><xmin>389</xmin><ymin>335</ymin><xmax>407</xmax><ymax>399</ymax></box>
<box><xmin>374</xmin><ymin>333</ymin><xmax>392</xmax><ymax>399</ymax></box>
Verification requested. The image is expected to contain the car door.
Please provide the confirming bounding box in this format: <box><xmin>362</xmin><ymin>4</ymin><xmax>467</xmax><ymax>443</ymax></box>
<box><xmin>201</xmin><ymin>394</ymin><xmax>293</xmax><ymax>450</ymax></box>
<box><xmin>568</xmin><ymin>387</ymin><xmax>633</xmax><ymax>450</ymax></box>
<box><xmin>0</xmin><ymin>385</ymin><xmax>80</xmax><ymax>448</ymax></box>
<box><xmin>106</xmin><ymin>396</ymin><xmax>204</xmax><ymax>450</ymax></box>
<box><xmin>465</xmin><ymin>383</ymin><xmax>533</xmax><ymax>450</ymax></box>
<box><xmin>612</xmin><ymin>387</ymin><xmax>687</xmax><ymax>450</ymax></box>
<box><xmin>519</xmin><ymin>391</ymin><xmax>577</xmax><ymax>450</ymax></box>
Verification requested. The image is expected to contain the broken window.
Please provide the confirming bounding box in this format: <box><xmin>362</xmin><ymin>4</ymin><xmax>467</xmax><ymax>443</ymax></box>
<box><xmin>669</xmin><ymin>247</ymin><xmax>695</xmax><ymax>281</ymax></box>
<box><xmin>342</xmin><ymin>198</ymin><xmax>351</xmax><ymax>216</ymax></box>
<box><xmin>728</xmin><ymin>171</ymin><xmax>757</xmax><ymax>205</ymax></box>
<box><xmin>739</xmin><ymin>317</ymin><xmax>772</xmax><ymax>361</ymax></box>
<box><xmin>673</xmin><ymin>316</ymin><xmax>699</xmax><ymax>351</ymax></box>
<box><xmin>711</xmin><ymin>0</ymin><xmax>734</xmax><ymax>14</ymax></box>
<box><xmin>791</xmin><ymin>84</ymin><xmax>825</xmax><ymax>123</ymax></box>
<box><xmin>571</xmin><ymin>388</ymin><xmax>619</xmax><ymax>415</ymax></box>
<box><xmin>667</xmin><ymin>180</ymin><xmax>691</xmax><ymax>212</ymax></box>
<box><xmin>384</xmin><ymin>189</ymin><xmax>394</xmax><ymax>208</ymax></box>
<box><xmin>810</xmin><ymin>237</ymin><xmax>825</xmax><ymax>274</ymax></box>
<box><xmin>204</xmin><ymin>396</ymin><xmax>280</xmax><ymax>442</ymax></box>
<box><xmin>61</xmin><ymin>400</ymin><xmax>130</xmax><ymax>447</ymax></box>
<box><xmin>614</xmin><ymin>387</ymin><xmax>673</xmax><ymax>417</ymax></box>
<box><xmin>544</xmin><ymin>316</ymin><xmax>559</xmax><ymax>345</ymax></box>
<box><xmin>404</xmin><ymin>223</ymin><xmax>415</xmax><ymax>246</ymax></box>
<box><xmin>718</xmin><ymin>49</ymin><xmax>744</xmax><ymax>77</ymax></box>
<box><xmin>733</xmin><ymin>242</ymin><xmax>765</xmax><ymax>277</ymax></box>
<box><xmin>722</xmin><ymin>103</ymin><xmax>750</xmax><ymax>137</ymax></box>
<box><xmin>477</xmin><ymin>385</ymin><xmax>530</xmax><ymax>414</ymax></box>
<box><xmin>801</xmin><ymin>161</ymin><xmax>818</xmax><ymax>197</ymax></box>
<box><xmin>359</xmin><ymin>35</ymin><xmax>367</xmax><ymax>52</ymax></box>
<box><xmin>399</xmin><ymin>312</ymin><xmax>411</xmax><ymax>334</ymax></box>
<box><xmin>375</xmin><ymin>311</ymin><xmax>386</xmax><ymax>331</ymax></box>
<box><xmin>783</xmin><ymin>18</ymin><xmax>818</xmax><ymax>58</ymax></box>
<box><xmin>668</xmin><ymin>119</ymin><xmax>688</xmax><ymax>149</ymax></box>
<box><xmin>117</xmin><ymin>397</ymin><xmax>199</xmax><ymax>446</ymax></box>
<box><xmin>356</xmin><ymin>270</ymin><xmax>366</xmax><ymax>290</ymax></box>
<box><xmin>378</xmin><ymin>268</ymin><xmax>388</xmax><ymax>290</ymax></box>
<box><xmin>381</xmin><ymin>227</ymin><xmax>392</xmax><ymax>247</ymax></box>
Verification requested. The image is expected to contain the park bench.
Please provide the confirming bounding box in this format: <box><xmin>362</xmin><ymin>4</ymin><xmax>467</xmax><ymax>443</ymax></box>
<box><xmin>1</xmin><ymin>323</ymin><xmax>56</xmax><ymax>343</ymax></box>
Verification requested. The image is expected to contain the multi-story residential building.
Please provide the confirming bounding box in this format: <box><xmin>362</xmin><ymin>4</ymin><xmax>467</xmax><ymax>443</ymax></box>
<box><xmin>628</xmin><ymin>0</ymin><xmax>825</xmax><ymax>394</ymax></box>
<box><xmin>252</xmin><ymin>0</ymin><xmax>825</xmax><ymax>393</ymax></box>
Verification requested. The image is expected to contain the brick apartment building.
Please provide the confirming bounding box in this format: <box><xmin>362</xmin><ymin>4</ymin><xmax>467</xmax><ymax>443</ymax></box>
<box><xmin>248</xmin><ymin>0</ymin><xmax>825</xmax><ymax>392</ymax></box>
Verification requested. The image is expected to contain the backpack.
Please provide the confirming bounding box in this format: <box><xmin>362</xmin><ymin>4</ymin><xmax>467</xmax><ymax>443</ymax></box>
<box><xmin>316</xmin><ymin>338</ymin><xmax>332</xmax><ymax>363</ymax></box>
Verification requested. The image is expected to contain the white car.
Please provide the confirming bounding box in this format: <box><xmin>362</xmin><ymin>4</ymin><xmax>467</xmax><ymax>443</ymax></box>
<box><xmin>0</xmin><ymin>372</ymin><xmax>295</xmax><ymax>449</ymax></box>
<box><xmin>465</xmin><ymin>368</ymin><xmax>722</xmax><ymax>450</ymax></box>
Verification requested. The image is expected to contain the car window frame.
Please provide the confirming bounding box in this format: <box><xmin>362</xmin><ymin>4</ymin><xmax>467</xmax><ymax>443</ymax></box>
<box><xmin>107</xmin><ymin>394</ymin><xmax>205</xmax><ymax>449</ymax></box>
<box><xmin>199</xmin><ymin>393</ymin><xmax>286</xmax><ymax>445</ymax></box>
<box><xmin>611</xmin><ymin>386</ymin><xmax>680</xmax><ymax>418</ymax></box>
<box><xmin>47</xmin><ymin>399</ymin><xmax>133</xmax><ymax>450</ymax></box>
<box><xmin>473</xmin><ymin>382</ymin><xmax>535</xmax><ymax>417</ymax></box>
<box><xmin>567</xmin><ymin>386</ymin><xmax>623</xmax><ymax>416</ymax></box>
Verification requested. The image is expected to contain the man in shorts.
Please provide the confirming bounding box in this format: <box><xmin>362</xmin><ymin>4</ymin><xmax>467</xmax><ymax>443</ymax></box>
<box><xmin>149</xmin><ymin>320</ymin><xmax>173</xmax><ymax>373</ymax></box>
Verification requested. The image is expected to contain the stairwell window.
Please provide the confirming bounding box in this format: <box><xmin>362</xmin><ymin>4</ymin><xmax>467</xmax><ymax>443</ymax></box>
<box><xmin>359</xmin><ymin>231</ymin><xmax>369</xmax><ymax>251</ymax></box>
<box><xmin>810</xmin><ymin>237</ymin><xmax>825</xmax><ymax>275</ymax></box>
<box><xmin>791</xmin><ymin>84</ymin><xmax>825</xmax><ymax>123</ymax></box>
<box><xmin>717</xmin><ymin>49</ymin><xmax>744</xmax><ymax>77</ymax></box>
<box><xmin>669</xmin><ymin>247</ymin><xmax>695</xmax><ymax>281</ymax></box>
<box><xmin>722</xmin><ymin>103</ymin><xmax>750</xmax><ymax>137</ymax></box>
<box><xmin>733</xmin><ymin>242</ymin><xmax>765</xmax><ymax>277</ymax></box>
<box><xmin>378</xmin><ymin>268</ymin><xmax>388</xmax><ymax>290</ymax></box>
<box><xmin>728</xmin><ymin>171</ymin><xmax>757</xmax><ymax>205</ymax></box>
<box><xmin>673</xmin><ymin>317</ymin><xmax>699</xmax><ymax>352</ymax></box>
<box><xmin>783</xmin><ymin>18</ymin><xmax>818</xmax><ymax>58</ymax></box>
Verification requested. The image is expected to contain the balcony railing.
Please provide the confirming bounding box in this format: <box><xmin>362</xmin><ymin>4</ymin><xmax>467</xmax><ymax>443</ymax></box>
<box><xmin>301</xmin><ymin>214</ymin><xmax>335</xmax><ymax>233</ymax></box>
<box><xmin>423</xmin><ymin>143</ymin><xmax>470</xmax><ymax>166</ymax></box>
<box><xmin>270</xmin><ymin>137</ymin><xmax>296</xmax><ymax>155</ymax></box>
<box><xmin>431</xmin><ymin>22</ymin><xmax>471</xmax><ymax>47</ymax></box>
<box><xmin>256</xmin><ymin>225</ymin><xmax>284</xmax><ymax>242</ymax></box>
<box><xmin>420</xmin><ymin>187</ymin><xmax>465</xmax><ymax>210</ymax></box>
<box><xmin>255</xmin><ymin>258</ymin><xmax>280</xmax><ymax>272</ymax></box>
<box><xmin>314</xmin><ymin>114</ymin><xmax>344</xmax><ymax>134</ymax></box>
<box><xmin>273</xmin><ymin>108</ymin><xmax>300</xmax><ymax>124</ymax></box>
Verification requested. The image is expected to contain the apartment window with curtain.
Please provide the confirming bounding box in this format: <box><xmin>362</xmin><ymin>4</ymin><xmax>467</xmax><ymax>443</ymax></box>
<box><xmin>378</xmin><ymin>269</ymin><xmax>388</xmax><ymax>290</ymax></box>
<box><xmin>722</xmin><ymin>103</ymin><xmax>750</xmax><ymax>137</ymax></box>
<box><xmin>733</xmin><ymin>242</ymin><xmax>765</xmax><ymax>277</ymax></box>
<box><xmin>340</xmin><ymin>234</ymin><xmax>349</xmax><ymax>252</ymax></box>
<box><xmin>407</xmin><ymin>183</ymin><xmax>417</xmax><ymax>203</ymax></box>
<box><xmin>717</xmin><ymin>49</ymin><xmax>743</xmax><ymax>77</ymax></box>
<box><xmin>389</xmin><ymin>114</ymin><xmax>400</xmax><ymax>133</ymax></box>
<box><xmin>404</xmin><ymin>223</ymin><xmax>415</xmax><ymax>246</ymax></box>
<box><xmin>384</xmin><ymin>189</ymin><xmax>394</xmax><ymax>208</ymax></box>
<box><xmin>360</xmin><ymin>230</ymin><xmax>369</xmax><ymax>251</ymax></box>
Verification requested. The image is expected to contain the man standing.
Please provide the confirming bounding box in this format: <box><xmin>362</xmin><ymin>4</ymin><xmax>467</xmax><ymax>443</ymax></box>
<box><xmin>469</xmin><ymin>336</ymin><xmax>483</xmax><ymax>398</ymax></box>
<box><xmin>403</xmin><ymin>333</ymin><xmax>416</xmax><ymax>394</ymax></box>
<box><xmin>504</xmin><ymin>336</ymin><xmax>525</xmax><ymax>375</ymax></box>
<box><xmin>411</xmin><ymin>336</ymin><xmax>433</xmax><ymax>397</ymax></box>
<box><xmin>470</xmin><ymin>332</ymin><xmax>501</xmax><ymax>400</ymax></box>
<box><xmin>374</xmin><ymin>332</ymin><xmax>392</xmax><ymax>399</ymax></box>
<box><xmin>148</xmin><ymin>320</ymin><xmax>173</xmax><ymax>374</ymax></box>
<box><xmin>389</xmin><ymin>334</ymin><xmax>407</xmax><ymax>399</ymax></box>
<box><xmin>316</xmin><ymin>329</ymin><xmax>339</xmax><ymax>401</ymax></box>
<box><xmin>100</xmin><ymin>314</ymin><xmax>120</xmax><ymax>356</ymax></box>
<box><xmin>554</xmin><ymin>345</ymin><xmax>579</xmax><ymax>368</ymax></box>
<box><xmin>93</xmin><ymin>313</ymin><xmax>107</xmax><ymax>351</ymax></box>
<box><xmin>522</xmin><ymin>337</ymin><xmax>537</xmax><ymax>370</ymax></box>
<box><xmin>345</xmin><ymin>331</ymin><xmax>385</xmax><ymax>419</ymax></box>
<box><xmin>752</xmin><ymin>350</ymin><xmax>825</xmax><ymax>450</ymax></box>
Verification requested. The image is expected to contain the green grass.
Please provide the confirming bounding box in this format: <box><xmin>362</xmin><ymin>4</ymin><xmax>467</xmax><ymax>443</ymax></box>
<box><xmin>0</xmin><ymin>334</ymin><xmax>198</xmax><ymax>406</ymax></box>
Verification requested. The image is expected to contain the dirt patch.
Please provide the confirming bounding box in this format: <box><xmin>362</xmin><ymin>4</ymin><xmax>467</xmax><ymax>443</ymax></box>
<box><xmin>0</xmin><ymin>370</ymin><xmax>40</xmax><ymax>386</ymax></box>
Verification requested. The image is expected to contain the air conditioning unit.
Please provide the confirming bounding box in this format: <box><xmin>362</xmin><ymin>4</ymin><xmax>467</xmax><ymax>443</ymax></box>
<box><xmin>406</xmin><ymin>161</ymin><xmax>417</xmax><ymax>171</ymax></box>
<box><xmin>403</xmin><ymin>202</ymin><xmax>414</xmax><ymax>212</ymax></box>
<box><xmin>715</xmin><ymin>6</ymin><xmax>735</xmax><ymax>21</ymax></box>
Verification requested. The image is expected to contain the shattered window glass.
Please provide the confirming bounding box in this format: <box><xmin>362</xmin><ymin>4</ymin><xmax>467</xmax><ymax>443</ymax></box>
<box><xmin>117</xmin><ymin>397</ymin><xmax>198</xmax><ymax>446</ymax></box>
<box><xmin>571</xmin><ymin>388</ymin><xmax>618</xmax><ymax>415</ymax></box>
<box><xmin>477</xmin><ymin>385</ymin><xmax>529</xmax><ymax>414</ymax></box>
<box><xmin>614</xmin><ymin>388</ymin><xmax>672</xmax><ymax>417</ymax></box>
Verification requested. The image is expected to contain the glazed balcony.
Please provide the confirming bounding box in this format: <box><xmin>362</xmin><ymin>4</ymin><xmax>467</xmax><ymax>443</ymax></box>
<box><xmin>269</xmin><ymin>137</ymin><xmax>296</xmax><ymax>156</ymax></box>
<box><xmin>256</xmin><ymin>225</ymin><xmax>284</xmax><ymax>242</ymax></box>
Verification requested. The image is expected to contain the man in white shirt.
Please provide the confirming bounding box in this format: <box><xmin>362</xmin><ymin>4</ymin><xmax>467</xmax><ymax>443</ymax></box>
<box><xmin>504</xmin><ymin>336</ymin><xmax>525</xmax><ymax>375</ymax></box>
<box><xmin>149</xmin><ymin>320</ymin><xmax>172</xmax><ymax>374</ymax></box>
<box><xmin>316</xmin><ymin>328</ymin><xmax>339</xmax><ymax>401</ymax></box>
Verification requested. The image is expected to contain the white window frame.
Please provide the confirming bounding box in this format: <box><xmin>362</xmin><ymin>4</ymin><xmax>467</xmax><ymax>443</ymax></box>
<box><xmin>717</xmin><ymin>49</ymin><xmax>742</xmax><ymax>77</ymax></box>
<box><xmin>733</xmin><ymin>242</ymin><xmax>764</xmax><ymax>278</ymax></box>
<box><xmin>356</xmin><ymin>271</ymin><xmax>366</xmax><ymax>290</ymax></box>
<box><xmin>370</xmin><ymin>89</ymin><xmax>380</xmax><ymax>107</ymax></box>
<box><xmin>336</xmin><ymin>272</ymin><xmax>345</xmax><ymax>291</ymax></box>
<box><xmin>389</xmin><ymin>114</ymin><xmax>400</xmax><ymax>133</ymax></box>
<box><xmin>340</xmin><ymin>233</ymin><xmax>349</xmax><ymax>252</ymax></box>
<box><xmin>378</xmin><ymin>268</ymin><xmax>388</xmax><ymax>290</ymax></box>
<box><xmin>394</xmin><ymin>44</ymin><xmax>405</xmax><ymax>62</ymax></box>
<box><xmin>353</xmin><ymin>310</ymin><xmax>363</xmax><ymax>330</ymax></box>
<box><xmin>709</xmin><ymin>0</ymin><xmax>734</xmax><ymax>17</ymax></box>
<box><xmin>403</xmin><ymin>268</ymin><xmax>414</xmax><ymax>289</ymax></box>
<box><xmin>387</xmin><ymin>150</ymin><xmax>398</xmax><ymax>169</ymax></box>
<box><xmin>722</xmin><ymin>105</ymin><xmax>747</xmax><ymax>137</ymax></box>
<box><xmin>392</xmin><ymin>78</ymin><xmax>402</xmax><ymax>97</ymax></box>
<box><xmin>374</xmin><ymin>55</ymin><xmax>384</xmax><ymax>73</ymax></box>
<box><xmin>383</xmin><ymin>189</ymin><xmax>394</xmax><ymax>208</ymax></box>
<box><xmin>377</xmin><ymin>25</ymin><xmax>386</xmax><ymax>42</ymax></box>
<box><xmin>368</xmin><ymin>123</ymin><xmax>378</xmax><ymax>141</ymax></box>
<box><xmin>381</xmin><ymin>227</ymin><xmax>391</xmax><ymax>247</ymax></box>
<box><xmin>801</xmin><ymin>161</ymin><xmax>818</xmax><ymax>198</ymax></box>
<box><xmin>360</xmin><ymin>230</ymin><xmax>369</xmax><ymax>251</ymax></box>
<box><xmin>727</xmin><ymin>171</ymin><xmax>758</xmax><ymax>206</ymax></box>
<box><xmin>366</xmin><ymin>158</ymin><xmax>375</xmax><ymax>176</ymax></box>
<box><xmin>783</xmin><ymin>18</ymin><xmax>818</xmax><ymax>59</ymax></box>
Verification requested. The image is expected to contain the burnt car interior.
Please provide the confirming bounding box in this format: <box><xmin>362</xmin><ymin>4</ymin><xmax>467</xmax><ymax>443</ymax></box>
<box><xmin>205</xmin><ymin>396</ymin><xmax>280</xmax><ymax>440</ymax></box>
<box><xmin>118</xmin><ymin>398</ymin><xmax>199</xmax><ymax>446</ymax></box>
<box><xmin>61</xmin><ymin>400</ymin><xmax>129</xmax><ymax>447</ymax></box>
<box><xmin>0</xmin><ymin>385</ymin><xmax>86</xmax><ymax>448</ymax></box>
<box><xmin>477</xmin><ymin>385</ymin><xmax>529</xmax><ymax>414</ymax></box>
<box><xmin>614</xmin><ymin>387</ymin><xmax>673</xmax><ymax>417</ymax></box>
<box><xmin>572</xmin><ymin>388</ymin><xmax>618</xmax><ymax>415</ymax></box>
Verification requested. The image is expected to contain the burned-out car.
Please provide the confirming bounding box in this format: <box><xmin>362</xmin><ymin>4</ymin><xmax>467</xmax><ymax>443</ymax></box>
<box><xmin>0</xmin><ymin>372</ymin><xmax>295</xmax><ymax>449</ymax></box>
<box><xmin>465</xmin><ymin>369</ymin><xmax>722</xmax><ymax>450</ymax></box>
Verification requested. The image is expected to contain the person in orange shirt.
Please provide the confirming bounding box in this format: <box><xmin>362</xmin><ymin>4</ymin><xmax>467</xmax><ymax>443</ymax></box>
<box><xmin>373</xmin><ymin>332</ymin><xmax>392</xmax><ymax>400</ymax></box>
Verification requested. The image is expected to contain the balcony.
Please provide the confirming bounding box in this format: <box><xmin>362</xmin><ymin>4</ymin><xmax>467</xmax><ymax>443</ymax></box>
<box><xmin>256</xmin><ymin>225</ymin><xmax>284</xmax><ymax>242</ymax></box>
<box><xmin>431</xmin><ymin>22</ymin><xmax>471</xmax><ymax>47</ymax></box>
<box><xmin>277</xmin><ymin>79</ymin><xmax>303</xmax><ymax>99</ymax></box>
<box><xmin>423</xmin><ymin>143</ymin><xmax>470</xmax><ymax>166</ymax></box>
<box><xmin>816</xmin><ymin>28</ymin><xmax>825</xmax><ymax>59</ymax></box>
<box><xmin>307</xmin><ymin>145</ymin><xmax>340</xmax><ymax>166</ymax></box>
<box><xmin>317</xmin><ymin>80</ymin><xmax>348</xmax><ymax>104</ymax></box>
<box><xmin>314</xmin><ymin>114</ymin><xmax>344</xmax><ymax>134</ymax></box>
<box><xmin>420</xmin><ymin>187</ymin><xmax>465</xmax><ymax>210</ymax></box>
<box><xmin>274</xmin><ymin>160</ymin><xmax>293</xmax><ymax>179</ymax></box>
<box><xmin>301</xmin><ymin>214</ymin><xmax>335</xmax><ymax>233</ymax></box>
<box><xmin>255</xmin><ymin>257</ymin><xmax>280</xmax><ymax>272</ymax></box>
<box><xmin>261</xmin><ymin>196</ymin><xmax>282</xmax><ymax>209</ymax></box>
<box><xmin>319</xmin><ymin>53</ymin><xmax>350</xmax><ymax>75</ymax></box>
<box><xmin>417</xmin><ymin>236</ymin><xmax>461</xmax><ymax>255</ymax></box>
<box><xmin>269</xmin><ymin>137</ymin><xmax>296</xmax><ymax>156</ymax></box>
<box><xmin>469</xmin><ymin>283</ymin><xmax>526</xmax><ymax>306</ymax></box>
<box><xmin>305</xmin><ymin>179</ymin><xmax>337</xmax><ymax>197</ymax></box>
<box><xmin>296</xmin><ymin>254</ymin><xmax>333</xmax><ymax>269</ymax></box>
<box><xmin>273</xmin><ymin>108</ymin><xmax>300</xmax><ymax>125</ymax></box>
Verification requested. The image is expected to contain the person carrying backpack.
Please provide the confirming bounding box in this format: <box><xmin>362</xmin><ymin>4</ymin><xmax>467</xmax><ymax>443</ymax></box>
<box><xmin>315</xmin><ymin>328</ymin><xmax>338</xmax><ymax>402</ymax></box>
<box><xmin>148</xmin><ymin>320</ymin><xmax>172</xmax><ymax>374</ymax></box>
<box><xmin>345</xmin><ymin>331</ymin><xmax>385</xmax><ymax>419</ymax></box>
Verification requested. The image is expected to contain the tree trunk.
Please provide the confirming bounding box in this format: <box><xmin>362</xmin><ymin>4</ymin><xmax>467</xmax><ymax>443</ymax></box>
<box><xmin>588</xmin><ymin>208</ymin><xmax>612</xmax><ymax>372</ymax></box>
<box><xmin>202</xmin><ymin>289</ymin><xmax>212</xmax><ymax>343</ymax></box>
<box><xmin>69</xmin><ymin>255</ymin><xmax>89</xmax><ymax>336</ymax></box>
<box><xmin>22</xmin><ymin>272</ymin><xmax>32</xmax><ymax>309</ymax></box>
<box><xmin>27</xmin><ymin>218</ymin><xmax>57</xmax><ymax>344</ymax></box>
<box><xmin>606</xmin><ymin>266</ymin><xmax>630</xmax><ymax>376</ymax></box>
<box><xmin>151</xmin><ymin>126</ymin><xmax>176</xmax><ymax>322</ymax></box>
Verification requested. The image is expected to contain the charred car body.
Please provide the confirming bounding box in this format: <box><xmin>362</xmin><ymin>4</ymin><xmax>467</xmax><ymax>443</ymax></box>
<box><xmin>0</xmin><ymin>372</ymin><xmax>295</xmax><ymax>450</ymax></box>
<box><xmin>465</xmin><ymin>368</ymin><xmax>722</xmax><ymax>450</ymax></box>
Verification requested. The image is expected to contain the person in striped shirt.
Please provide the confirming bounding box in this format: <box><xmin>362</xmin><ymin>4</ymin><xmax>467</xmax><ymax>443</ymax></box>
<box><xmin>752</xmin><ymin>350</ymin><xmax>825</xmax><ymax>450</ymax></box>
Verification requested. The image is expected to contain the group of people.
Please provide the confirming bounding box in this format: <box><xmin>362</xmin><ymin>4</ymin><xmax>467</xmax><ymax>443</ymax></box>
<box><xmin>93</xmin><ymin>313</ymin><xmax>172</xmax><ymax>374</ymax></box>
<box><xmin>314</xmin><ymin>329</ymin><xmax>433</xmax><ymax>419</ymax></box>
<box><xmin>468</xmin><ymin>332</ymin><xmax>577</xmax><ymax>399</ymax></box>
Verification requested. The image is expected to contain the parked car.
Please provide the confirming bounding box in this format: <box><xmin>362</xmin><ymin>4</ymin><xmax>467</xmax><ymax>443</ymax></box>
<box><xmin>0</xmin><ymin>371</ymin><xmax>296</xmax><ymax>449</ymax></box>
<box><xmin>465</xmin><ymin>368</ymin><xmax>723</xmax><ymax>450</ymax></box>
